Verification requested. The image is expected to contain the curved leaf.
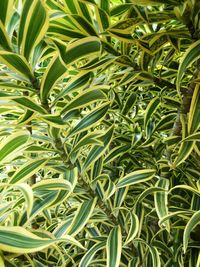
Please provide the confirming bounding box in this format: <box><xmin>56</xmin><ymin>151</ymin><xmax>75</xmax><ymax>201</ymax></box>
<box><xmin>106</xmin><ymin>226</ymin><xmax>122</xmax><ymax>267</ymax></box>
<box><xmin>18</xmin><ymin>0</ymin><xmax>48</xmax><ymax>60</ymax></box>
<box><xmin>67</xmin><ymin>198</ymin><xmax>97</xmax><ymax>236</ymax></box>
<box><xmin>0</xmin><ymin>226</ymin><xmax>84</xmax><ymax>253</ymax></box>
<box><xmin>79</xmin><ymin>241</ymin><xmax>106</xmax><ymax>267</ymax></box>
<box><xmin>177</xmin><ymin>40</ymin><xmax>200</xmax><ymax>92</ymax></box>
<box><xmin>0</xmin><ymin>131</ymin><xmax>30</xmax><ymax>164</ymax></box>
<box><xmin>183</xmin><ymin>210</ymin><xmax>200</xmax><ymax>253</ymax></box>
<box><xmin>40</xmin><ymin>54</ymin><xmax>67</xmax><ymax>101</ymax></box>
<box><xmin>117</xmin><ymin>169</ymin><xmax>155</xmax><ymax>188</ymax></box>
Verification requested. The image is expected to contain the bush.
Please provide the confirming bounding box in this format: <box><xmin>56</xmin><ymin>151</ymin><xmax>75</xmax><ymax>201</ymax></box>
<box><xmin>0</xmin><ymin>0</ymin><xmax>200</xmax><ymax>266</ymax></box>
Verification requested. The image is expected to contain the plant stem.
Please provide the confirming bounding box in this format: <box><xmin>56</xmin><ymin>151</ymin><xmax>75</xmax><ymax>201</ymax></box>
<box><xmin>31</xmin><ymin>77</ymin><xmax>139</xmax><ymax>257</ymax></box>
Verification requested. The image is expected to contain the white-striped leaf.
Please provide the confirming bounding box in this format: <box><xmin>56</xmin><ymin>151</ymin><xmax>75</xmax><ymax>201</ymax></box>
<box><xmin>12</xmin><ymin>183</ymin><xmax>33</xmax><ymax>217</ymax></box>
<box><xmin>61</xmin><ymin>88</ymin><xmax>107</xmax><ymax>115</ymax></box>
<box><xmin>10</xmin><ymin>158</ymin><xmax>48</xmax><ymax>184</ymax></box>
<box><xmin>177</xmin><ymin>40</ymin><xmax>200</xmax><ymax>93</ymax></box>
<box><xmin>67</xmin><ymin>198</ymin><xmax>96</xmax><ymax>236</ymax></box>
<box><xmin>144</xmin><ymin>97</ymin><xmax>160</xmax><ymax>128</ymax></box>
<box><xmin>79</xmin><ymin>241</ymin><xmax>106</xmax><ymax>267</ymax></box>
<box><xmin>124</xmin><ymin>212</ymin><xmax>139</xmax><ymax>246</ymax></box>
<box><xmin>55</xmin><ymin>36</ymin><xmax>101</xmax><ymax>66</ymax></box>
<box><xmin>18</xmin><ymin>0</ymin><xmax>48</xmax><ymax>60</ymax></box>
<box><xmin>117</xmin><ymin>169</ymin><xmax>155</xmax><ymax>188</ymax></box>
<box><xmin>154</xmin><ymin>178</ymin><xmax>170</xmax><ymax>232</ymax></box>
<box><xmin>0</xmin><ymin>131</ymin><xmax>30</xmax><ymax>164</ymax></box>
<box><xmin>106</xmin><ymin>226</ymin><xmax>122</xmax><ymax>267</ymax></box>
<box><xmin>32</xmin><ymin>179</ymin><xmax>72</xmax><ymax>192</ymax></box>
<box><xmin>0</xmin><ymin>226</ymin><xmax>84</xmax><ymax>253</ymax></box>
<box><xmin>0</xmin><ymin>20</ymin><xmax>12</xmax><ymax>51</ymax></box>
<box><xmin>40</xmin><ymin>54</ymin><xmax>67</xmax><ymax>101</ymax></box>
<box><xmin>0</xmin><ymin>0</ymin><xmax>14</xmax><ymax>25</ymax></box>
<box><xmin>82</xmin><ymin>126</ymin><xmax>114</xmax><ymax>171</ymax></box>
<box><xmin>0</xmin><ymin>51</ymin><xmax>34</xmax><ymax>81</ymax></box>
<box><xmin>188</xmin><ymin>82</ymin><xmax>200</xmax><ymax>134</ymax></box>
<box><xmin>68</xmin><ymin>103</ymin><xmax>110</xmax><ymax>137</ymax></box>
<box><xmin>183</xmin><ymin>210</ymin><xmax>200</xmax><ymax>253</ymax></box>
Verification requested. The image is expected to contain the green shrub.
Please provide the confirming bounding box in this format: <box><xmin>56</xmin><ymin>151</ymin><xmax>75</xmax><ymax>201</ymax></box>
<box><xmin>0</xmin><ymin>0</ymin><xmax>200</xmax><ymax>266</ymax></box>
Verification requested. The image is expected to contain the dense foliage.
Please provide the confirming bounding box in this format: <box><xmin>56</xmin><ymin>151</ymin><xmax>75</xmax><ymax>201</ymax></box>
<box><xmin>0</xmin><ymin>0</ymin><xmax>200</xmax><ymax>266</ymax></box>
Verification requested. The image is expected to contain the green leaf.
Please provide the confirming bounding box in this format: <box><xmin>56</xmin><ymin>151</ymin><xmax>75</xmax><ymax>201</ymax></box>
<box><xmin>106</xmin><ymin>226</ymin><xmax>122</xmax><ymax>267</ymax></box>
<box><xmin>124</xmin><ymin>213</ymin><xmax>139</xmax><ymax>246</ymax></box>
<box><xmin>135</xmin><ymin>187</ymin><xmax>165</xmax><ymax>207</ymax></box>
<box><xmin>95</xmin><ymin>6</ymin><xmax>110</xmax><ymax>35</ymax></box>
<box><xmin>173</xmin><ymin>141</ymin><xmax>194</xmax><ymax>167</ymax></box>
<box><xmin>61</xmin><ymin>88</ymin><xmax>107</xmax><ymax>115</ymax></box>
<box><xmin>169</xmin><ymin>185</ymin><xmax>200</xmax><ymax>197</ymax></box>
<box><xmin>32</xmin><ymin>178</ymin><xmax>72</xmax><ymax>192</ymax></box>
<box><xmin>79</xmin><ymin>241</ymin><xmax>106</xmax><ymax>267</ymax></box>
<box><xmin>13</xmin><ymin>97</ymin><xmax>47</xmax><ymax>114</ymax></box>
<box><xmin>39</xmin><ymin>114</ymin><xmax>68</xmax><ymax>128</ymax></box>
<box><xmin>0</xmin><ymin>131</ymin><xmax>30</xmax><ymax>164</ymax></box>
<box><xmin>0</xmin><ymin>226</ymin><xmax>84</xmax><ymax>253</ymax></box>
<box><xmin>130</xmin><ymin>0</ymin><xmax>178</xmax><ymax>5</ymax></box>
<box><xmin>0</xmin><ymin>82</ymin><xmax>37</xmax><ymax>93</ymax></box>
<box><xmin>104</xmin><ymin>144</ymin><xmax>131</xmax><ymax>164</ymax></box>
<box><xmin>183</xmin><ymin>210</ymin><xmax>200</xmax><ymax>253</ymax></box>
<box><xmin>55</xmin><ymin>36</ymin><xmax>101</xmax><ymax>66</ymax></box>
<box><xmin>53</xmin><ymin>71</ymin><xmax>92</xmax><ymax>104</ymax></box>
<box><xmin>122</xmin><ymin>93</ymin><xmax>137</xmax><ymax>115</ymax></box>
<box><xmin>188</xmin><ymin>82</ymin><xmax>200</xmax><ymax>134</ymax></box>
<box><xmin>0</xmin><ymin>0</ymin><xmax>14</xmax><ymax>25</ymax></box>
<box><xmin>12</xmin><ymin>183</ymin><xmax>33</xmax><ymax>216</ymax></box>
<box><xmin>117</xmin><ymin>169</ymin><xmax>155</xmax><ymax>188</ymax></box>
<box><xmin>70</xmin><ymin>132</ymin><xmax>103</xmax><ymax>154</ymax></box>
<box><xmin>183</xmin><ymin>132</ymin><xmax>200</xmax><ymax>142</ymax></box>
<box><xmin>40</xmin><ymin>54</ymin><xmax>67</xmax><ymax>101</ymax></box>
<box><xmin>82</xmin><ymin>126</ymin><xmax>114</xmax><ymax>171</ymax></box>
<box><xmin>0</xmin><ymin>21</ymin><xmax>12</xmax><ymax>51</ymax></box>
<box><xmin>177</xmin><ymin>40</ymin><xmax>200</xmax><ymax>93</ymax></box>
<box><xmin>65</xmin><ymin>14</ymin><xmax>97</xmax><ymax>36</ymax></box>
<box><xmin>21</xmin><ymin>192</ymin><xmax>58</xmax><ymax>225</ymax></box>
<box><xmin>0</xmin><ymin>52</ymin><xmax>34</xmax><ymax>81</ymax></box>
<box><xmin>68</xmin><ymin>102</ymin><xmax>110</xmax><ymax>137</ymax></box>
<box><xmin>135</xmin><ymin>239</ymin><xmax>161</xmax><ymax>267</ymax></box>
<box><xmin>144</xmin><ymin>97</ymin><xmax>160</xmax><ymax>128</ymax></box>
<box><xmin>154</xmin><ymin>178</ymin><xmax>170</xmax><ymax>232</ymax></box>
<box><xmin>10</xmin><ymin>158</ymin><xmax>48</xmax><ymax>184</ymax></box>
<box><xmin>18</xmin><ymin>0</ymin><xmax>48</xmax><ymax>60</ymax></box>
<box><xmin>81</xmin><ymin>56</ymin><xmax>115</xmax><ymax>71</ymax></box>
<box><xmin>67</xmin><ymin>198</ymin><xmax>96</xmax><ymax>236</ymax></box>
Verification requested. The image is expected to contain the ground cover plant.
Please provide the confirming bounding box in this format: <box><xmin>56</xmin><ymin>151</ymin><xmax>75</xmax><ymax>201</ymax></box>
<box><xmin>0</xmin><ymin>0</ymin><xmax>200</xmax><ymax>266</ymax></box>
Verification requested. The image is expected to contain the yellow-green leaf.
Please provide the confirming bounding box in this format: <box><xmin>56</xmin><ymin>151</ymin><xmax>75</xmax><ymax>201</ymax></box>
<box><xmin>40</xmin><ymin>54</ymin><xmax>67</xmax><ymax>101</ymax></box>
<box><xmin>79</xmin><ymin>241</ymin><xmax>106</xmax><ymax>267</ymax></box>
<box><xmin>0</xmin><ymin>51</ymin><xmax>34</xmax><ymax>81</ymax></box>
<box><xmin>154</xmin><ymin>178</ymin><xmax>170</xmax><ymax>232</ymax></box>
<box><xmin>188</xmin><ymin>81</ymin><xmax>200</xmax><ymax>134</ymax></box>
<box><xmin>10</xmin><ymin>158</ymin><xmax>48</xmax><ymax>184</ymax></box>
<box><xmin>18</xmin><ymin>0</ymin><xmax>49</xmax><ymax>60</ymax></box>
<box><xmin>183</xmin><ymin>210</ymin><xmax>200</xmax><ymax>253</ymax></box>
<box><xmin>67</xmin><ymin>198</ymin><xmax>96</xmax><ymax>236</ymax></box>
<box><xmin>0</xmin><ymin>226</ymin><xmax>84</xmax><ymax>254</ymax></box>
<box><xmin>117</xmin><ymin>169</ymin><xmax>155</xmax><ymax>188</ymax></box>
<box><xmin>0</xmin><ymin>131</ymin><xmax>30</xmax><ymax>164</ymax></box>
<box><xmin>68</xmin><ymin>102</ymin><xmax>110</xmax><ymax>137</ymax></box>
<box><xmin>106</xmin><ymin>226</ymin><xmax>122</xmax><ymax>267</ymax></box>
<box><xmin>177</xmin><ymin>40</ymin><xmax>200</xmax><ymax>93</ymax></box>
<box><xmin>55</xmin><ymin>36</ymin><xmax>101</xmax><ymax>66</ymax></box>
